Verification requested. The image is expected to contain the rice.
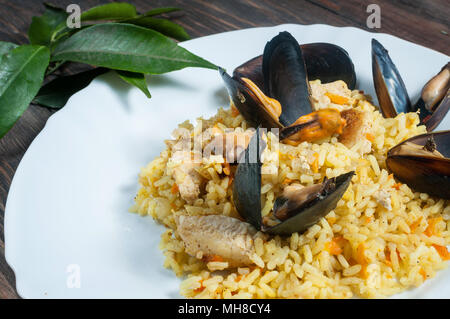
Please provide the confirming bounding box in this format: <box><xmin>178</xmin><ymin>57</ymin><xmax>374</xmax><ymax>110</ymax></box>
<box><xmin>130</xmin><ymin>79</ymin><xmax>450</xmax><ymax>299</ymax></box>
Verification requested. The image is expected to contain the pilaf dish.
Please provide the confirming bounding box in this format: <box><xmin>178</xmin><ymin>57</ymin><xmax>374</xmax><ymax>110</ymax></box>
<box><xmin>130</xmin><ymin>32</ymin><xmax>450</xmax><ymax>299</ymax></box>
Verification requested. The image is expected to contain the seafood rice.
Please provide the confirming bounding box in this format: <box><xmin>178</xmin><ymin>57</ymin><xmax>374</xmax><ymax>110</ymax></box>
<box><xmin>131</xmin><ymin>79</ymin><xmax>450</xmax><ymax>298</ymax></box>
<box><xmin>131</xmin><ymin>32</ymin><xmax>450</xmax><ymax>298</ymax></box>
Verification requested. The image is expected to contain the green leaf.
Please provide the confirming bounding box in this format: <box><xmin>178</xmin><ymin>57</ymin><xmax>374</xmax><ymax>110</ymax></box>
<box><xmin>125</xmin><ymin>17</ymin><xmax>190</xmax><ymax>41</ymax></box>
<box><xmin>51</xmin><ymin>23</ymin><xmax>217</xmax><ymax>74</ymax></box>
<box><xmin>28</xmin><ymin>3</ymin><xmax>68</xmax><ymax>46</ymax></box>
<box><xmin>0</xmin><ymin>45</ymin><xmax>50</xmax><ymax>138</ymax></box>
<box><xmin>0</xmin><ymin>41</ymin><xmax>18</xmax><ymax>56</ymax></box>
<box><xmin>116</xmin><ymin>70</ymin><xmax>151</xmax><ymax>98</ymax></box>
<box><xmin>81</xmin><ymin>2</ymin><xmax>137</xmax><ymax>21</ymax></box>
<box><xmin>34</xmin><ymin>68</ymin><xmax>108</xmax><ymax>109</ymax></box>
<box><xmin>143</xmin><ymin>7</ymin><xmax>181</xmax><ymax>16</ymax></box>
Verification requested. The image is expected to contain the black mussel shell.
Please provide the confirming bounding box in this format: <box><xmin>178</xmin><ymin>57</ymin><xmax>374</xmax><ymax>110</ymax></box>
<box><xmin>233</xmin><ymin>43</ymin><xmax>356</xmax><ymax>90</ymax></box>
<box><xmin>232</xmin><ymin>127</ymin><xmax>265</xmax><ymax>230</ymax></box>
<box><xmin>414</xmin><ymin>63</ymin><xmax>450</xmax><ymax>131</ymax></box>
<box><xmin>302</xmin><ymin>43</ymin><xmax>356</xmax><ymax>90</ymax></box>
<box><xmin>266</xmin><ymin>172</ymin><xmax>354</xmax><ymax>235</ymax></box>
<box><xmin>233</xmin><ymin>55</ymin><xmax>265</xmax><ymax>90</ymax></box>
<box><xmin>262</xmin><ymin>31</ymin><xmax>313</xmax><ymax>127</ymax></box>
<box><xmin>372</xmin><ymin>38</ymin><xmax>412</xmax><ymax>118</ymax></box>
<box><xmin>386</xmin><ymin>130</ymin><xmax>450</xmax><ymax>199</ymax></box>
<box><xmin>219</xmin><ymin>67</ymin><xmax>282</xmax><ymax>129</ymax></box>
<box><xmin>232</xmin><ymin>128</ymin><xmax>354</xmax><ymax>235</ymax></box>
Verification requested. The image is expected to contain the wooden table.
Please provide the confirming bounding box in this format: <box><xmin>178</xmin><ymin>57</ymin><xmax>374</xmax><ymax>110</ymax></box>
<box><xmin>0</xmin><ymin>0</ymin><xmax>448</xmax><ymax>299</ymax></box>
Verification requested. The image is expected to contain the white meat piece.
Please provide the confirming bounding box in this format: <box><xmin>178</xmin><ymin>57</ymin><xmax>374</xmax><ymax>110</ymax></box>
<box><xmin>175</xmin><ymin>215</ymin><xmax>257</xmax><ymax>267</ymax></box>
<box><xmin>373</xmin><ymin>189</ymin><xmax>392</xmax><ymax>211</ymax></box>
<box><xmin>339</xmin><ymin>109</ymin><xmax>373</xmax><ymax>155</ymax></box>
<box><xmin>170</xmin><ymin>151</ymin><xmax>204</xmax><ymax>203</ymax></box>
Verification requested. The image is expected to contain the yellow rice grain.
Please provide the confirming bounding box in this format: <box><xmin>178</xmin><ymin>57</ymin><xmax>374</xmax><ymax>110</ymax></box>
<box><xmin>131</xmin><ymin>79</ymin><xmax>449</xmax><ymax>299</ymax></box>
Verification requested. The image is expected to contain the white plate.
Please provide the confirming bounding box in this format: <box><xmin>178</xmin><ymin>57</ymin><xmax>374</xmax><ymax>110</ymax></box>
<box><xmin>5</xmin><ymin>24</ymin><xmax>450</xmax><ymax>298</ymax></box>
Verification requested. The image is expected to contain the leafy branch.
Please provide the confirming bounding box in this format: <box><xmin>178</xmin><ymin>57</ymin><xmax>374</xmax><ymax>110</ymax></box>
<box><xmin>0</xmin><ymin>2</ymin><xmax>217</xmax><ymax>138</ymax></box>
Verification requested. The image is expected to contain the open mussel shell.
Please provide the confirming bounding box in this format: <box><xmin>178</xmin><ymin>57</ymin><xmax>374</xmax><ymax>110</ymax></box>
<box><xmin>220</xmin><ymin>31</ymin><xmax>315</xmax><ymax>129</ymax></box>
<box><xmin>234</xmin><ymin>43</ymin><xmax>356</xmax><ymax>90</ymax></box>
<box><xmin>266</xmin><ymin>172</ymin><xmax>354</xmax><ymax>235</ymax></box>
<box><xmin>386</xmin><ymin>130</ymin><xmax>450</xmax><ymax>199</ymax></box>
<box><xmin>232</xmin><ymin>128</ymin><xmax>354</xmax><ymax>235</ymax></box>
<box><xmin>372</xmin><ymin>39</ymin><xmax>412</xmax><ymax>118</ymax></box>
<box><xmin>416</xmin><ymin>89</ymin><xmax>450</xmax><ymax>131</ymax></box>
<box><xmin>232</xmin><ymin>127</ymin><xmax>265</xmax><ymax>230</ymax></box>
<box><xmin>219</xmin><ymin>67</ymin><xmax>282</xmax><ymax>129</ymax></box>
<box><xmin>414</xmin><ymin>63</ymin><xmax>450</xmax><ymax>131</ymax></box>
<box><xmin>262</xmin><ymin>31</ymin><xmax>313</xmax><ymax>126</ymax></box>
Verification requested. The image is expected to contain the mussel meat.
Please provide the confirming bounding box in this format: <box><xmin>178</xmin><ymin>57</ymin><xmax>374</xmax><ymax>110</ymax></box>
<box><xmin>279</xmin><ymin>109</ymin><xmax>346</xmax><ymax>145</ymax></box>
<box><xmin>386</xmin><ymin>130</ymin><xmax>450</xmax><ymax>199</ymax></box>
<box><xmin>415</xmin><ymin>64</ymin><xmax>450</xmax><ymax>131</ymax></box>
<box><xmin>233</xmin><ymin>127</ymin><xmax>354</xmax><ymax>235</ymax></box>
<box><xmin>372</xmin><ymin>39</ymin><xmax>449</xmax><ymax>131</ymax></box>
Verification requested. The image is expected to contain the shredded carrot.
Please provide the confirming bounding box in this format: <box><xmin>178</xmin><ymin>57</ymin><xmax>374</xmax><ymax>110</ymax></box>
<box><xmin>210</xmin><ymin>255</ymin><xmax>224</xmax><ymax>262</ymax></box>
<box><xmin>385</xmin><ymin>247</ymin><xmax>391</xmax><ymax>262</ymax></box>
<box><xmin>231</xmin><ymin>104</ymin><xmax>240</xmax><ymax>117</ymax></box>
<box><xmin>228</xmin><ymin>176</ymin><xmax>234</xmax><ymax>187</ymax></box>
<box><xmin>223</xmin><ymin>162</ymin><xmax>231</xmax><ymax>176</ymax></box>
<box><xmin>171</xmin><ymin>183</ymin><xmax>179</xmax><ymax>194</ymax></box>
<box><xmin>325</xmin><ymin>236</ymin><xmax>346</xmax><ymax>255</ymax></box>
<box><xmin>424</xmin><ymin>217</ymin><xmax>443</xmax><ymax>237</ymax></box>
<box><xmin>235</xmin><ymin>275</ymin><xmax>243</xmax><ymax>282</ymax></box>
<box><xmin>278</xmin><ymin>150</ymin><xmax>287</xmax><ymax>160</ymax></box>
<box><xmin>325</xmin><ymin>240</ymin><xmax>342</xmax><ymax>256</ymax></box>
<box><xmin>311</xmin><ymin>152</ymin><xmax>319</xmax><ymax>173</ymax></box>
<box><xmin>356</xmin><ymin>243</ymin><xmax>369</xmax><ymax>279</ymax></box>
<box><xmin>409</xmin><ymin>217</ymin><xmax>422</xmax><ymax>232</ymax></box>
<box><xmin>170</xmin><ymin>203</ymin><xmax>177</xmax><ymax>209</ymax></box>
<box><xmin>356</xmin><ymin>243</ymin><xmax>368</xmax><ymax>264</ymax></box>
<box><xmin>388</xmin><ymin>174</ymin><xmax>394</xmax><ymax>180</ymax></box>
<box><xmin>419</xmin><ymin>268</ymin><xmax>427</xmax><ymax>280</ymax></box>
<box><xmin>364</xmin><ymin>217</ymin><xmax>373</xmax><ymax>225</ymax></box>
<box><xmin>282</xmin><ymin>178</ymin><xmax>293</xmax><ymax>185</ymax></box>
<box><xmin>365</xmin><ymin>133</ymin><xmax>375</xmax><ymax>142</ymax></box>
<box><xmin>392</xmin><ymin>182</ymin><xmax>402</xmax><ymax>190</ymax></box>
<box><xmin>325</xmin><ymin>92</ymin><xmax>349</xmax><ymax>105</ymax></box>
<box><xmin>194</xmin><ymin>280</ymin><xmax>205</xmax><ymax>293</ymax></box>
<box><xmin>385</xmin><ymin>247</ymin><xmax>401</xmax><ymax>263</ymax></box>
<box><xmin>194</xmin><ymin>286</ymin><xmax>205</xmax><ymax>293</ymax></box>
<box><xmin>432</xmin><ymin>244</ymin><xmax>450</xmax><ymax>260</ymax></box>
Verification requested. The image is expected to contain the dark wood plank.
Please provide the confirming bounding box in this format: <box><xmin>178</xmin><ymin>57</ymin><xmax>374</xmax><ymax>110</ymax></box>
<box><xmin>0</xmin><ymin>0</ymin><xmax>448</xmax><ymax>299</ymax></box>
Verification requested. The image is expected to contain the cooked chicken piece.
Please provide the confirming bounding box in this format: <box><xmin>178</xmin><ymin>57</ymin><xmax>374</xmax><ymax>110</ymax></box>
<box><xmin>310</xmin><ymin>80</ymin><xmax>352</xmax><ymax>110</ymax></box>
<box><xmin>165</xmin><ymin>127</ymin><xmax>191</xmax><ymax>152</ymax></box>
<box><xmin>373</xmin><ymin>189</ymin><xmax>392</xmax><ymax>211</ymax></box>
<box><xmin>203</xmin><ymin>130</ymin><xmax>254</xmax><ymax>163</ymax></box>
<box><xmin>170</xmin><ymin>151</ymin><xmax>204</xmax><ymax>203</ymax></box>
<box><xmin>175</xmin><ymin>214</ymin><xmax>258</xmax><ymax>267</ymax></box>
<box><xmin>339</xmin><ymin>109</ymin><xmax>373</xmax><ymax>154</ymax></box>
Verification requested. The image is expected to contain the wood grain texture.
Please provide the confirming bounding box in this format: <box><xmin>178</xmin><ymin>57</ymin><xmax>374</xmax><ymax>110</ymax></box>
<box><xmin>0</xmin><ymin>0</ymin><xmax>448</xmax><ymax>299</ymax></box>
